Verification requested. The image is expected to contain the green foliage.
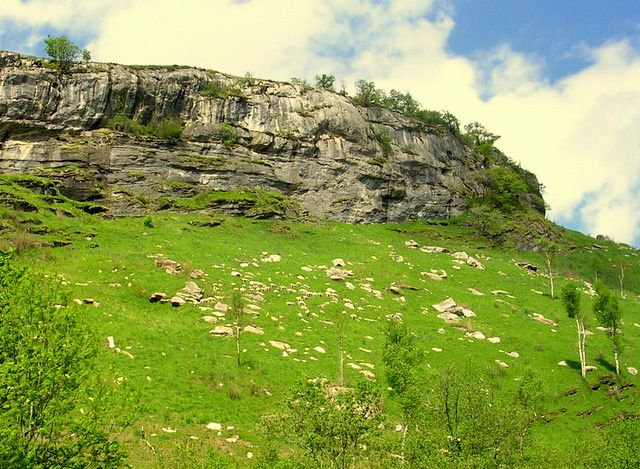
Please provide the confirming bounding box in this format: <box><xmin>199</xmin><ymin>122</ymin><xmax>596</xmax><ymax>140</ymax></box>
<box><xmin>372</xmin><ymin>125</ymin><xmax>393</xmax><ymax>157</ymax></box>
<box><xmin>593</xmin><ymin>281</ymin><xmax>621</xmax><ymax>327</ymax></box>
<box><xmin>105</xmin><ymin>114</ymin><xmax>183</xmax><ymax>141</ymax></box>
<box><xmin>478</xmin><ymin>167</ymin><xmax>529</xmax><ymax>210</ymax></box>
<box><xmin>0</xmin><ymin>251</ymin><xmax>131</xmax><ymax>467</ymax></box>
<box><xmin>143</xmin><ymin>216</ymin><xmax>154</xmax><ymax>228</ymax></box>
<box><xmin>561</xmin><ymin>283</ymin><xmax>581</xmax><ymax>319</ymax></box>
<box><xmin>353</xmin><ymin>80</ymin><xmax>386</xmax><ymax>107</ymax></box>
<box><xmin>314</xmin><ymin>74</ymin><xmax>336</xmax><ymax>91</ymax></box>
<box><xmin>463</xmin><ymin>121</ymin><xmax>500</xmax><ymax>146</ymax></box>
<box><xmin>218</xmin><ymin>122</ymin><xmax>236</xmax><ymax>148</ymax></box>
<box><xmin>271</xmin><ymin>379</ymin><xmax>383</xmax><ymax>468</ymax></box>
<box><xmin>199</xmin><ymin>81</ymin><xmax>245</xmax><ymax>99</ymax></box>
<box><xmin>44</xmin><ymin>35</ymin><xmax>90</xmax><ymax>73</ymax></box>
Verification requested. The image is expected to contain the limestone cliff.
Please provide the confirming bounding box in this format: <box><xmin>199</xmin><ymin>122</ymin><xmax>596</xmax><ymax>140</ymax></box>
<box><xmin>0</xmin><ymin>51</ymin><xmax>543</xmax><ymax>221</ymax></box>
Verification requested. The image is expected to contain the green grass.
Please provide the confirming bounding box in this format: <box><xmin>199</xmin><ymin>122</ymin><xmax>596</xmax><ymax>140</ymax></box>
<box><xmin>1</xmin><ymin>182</ymin><xmax>639</xmax><ymax>466</ymax></box>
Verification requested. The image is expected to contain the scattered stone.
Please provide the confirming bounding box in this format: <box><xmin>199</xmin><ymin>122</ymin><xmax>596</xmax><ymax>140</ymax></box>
<box><xmin>466</xmin><ymin>256</ymin><xmax>485</xmax><ymax>269</ymax></box>
<box><xmin>452</xmin><ymin>251</ymin><xmax>468</xmax><ymax>261</ymax></box>
<box><xmin>563</xmin><ymin>387</ymin><xmax>579</xmax><ymax>396</ymax></box>
<box><xmin>170</xmin><ymin>296</ymin><xmax>186</xmax><ymax>307</ymax></box>
<box><xmin>531</xmin><ymin>313</ymin><xmax>558</xmax><ymax>327</ymax></box>
<box><xmin>516</xmin><ymin>261</ymin><xmax>539</xmax><ymax>272</ymax></box>
<box><xmin>301</xmin><ymin>266</ymin><xmax>313</xmax><ymax>272</ymax></box>
<box><xmin>433</xmin><ymin>298</ymin><xmax>456</xmax><ymax>313</ymax></box>
<box><xmin>628</xmin><ymin>367</ymin><xmax>638</xmax><ymax>376</ymax></box>
<box><xmin>314</xmin><ymin>346</ymin><xmax>326</xmax><ymax>354</ymax></box>
<box><xmin>226</xmin><ymin>436</ymin><xmax>239</xmax><ymax>443</ymax></box>
<box><xmin>420</xmin><ymin>246</ymin><xmax>450</xmax><ymax>254</ymax></box>
<box><xmin>468</xmin><ymin>288</ymin><xmax>484</xmax><ymax>296</ymax></box>
<box><xmin>190</xmin><ymin>269</ymin><xmax>205</xmax><ymax>279</ymax></box>
<box><xmin>465</xmin><ymin>331</ymin><xmax>485</xmax><ymax>340</ymax></box>
<box><xmin>432</xmin><ymin>347</ymin><xmax>442</xmax><ymax>352</ymax></box>
<box><xmin>585</xmin><ymin>365</ymin><xmax>597</xmax><ymax>372</ymax></box>
<box><xmin>261</xmin><ymin>253</ymin><xmax>282</xmax><ymax>263</ymax></box>
<box><xmin>107</xmin><ymin>336</ymin><xmax>116</xmax><ymax>349</ymax></box>
<box><xmin>360</xmin><ymin>370</ymin><xmax>376</xmax><ymax>379</ymax></box>
<box><xmin>332</xmin><ymin>258</ymin><xmax>346</xmax><ymax>267</ymax></box>
<box><xmin>492</xmin><ymin>290</ymin><xmax>510</xmax><ymax>296</ymax></box>
<box><xmin>201</xmin><ymin>316</ymin><xmax>219</xmax><ymax>323</ymax></box>
<box><xmin>325</xmin><ymin>267</ymin><xmax>353</xmax><ymax>281</ymax></box>
<box><xmin>495</xmin><ymin>360</ymin><xmax>509</xmax><ymax>368</ymax></box>
<box><xmin>209</xmin><ymin>326</ymin><xmax>234</xmax><ymax>336</ymax></box>
<box><xmin>405</xmin><ymin>239</ymin><xmax>419</xmax><ymax>248</ymax></box>
<box><xmin>83</xmin><ymin>298</ymin><xmax>99</xmax><ymax>306</ymax></box>
<box><xmin>558</xmin><ymin>360</ymin><xmax>568</xmax><ymax>366</ymax></box>
<box><xmin>149</xmin><ymin>291</ymin><xmax>167</xmax><ymax>303</ymax></box>
<box><xmin>244</xmin><ymin>325</ymin><xmax>264</xmax><ymax>335</ymax></box>
<box><xmin>155</xmin><ymin>258</ymin><xmax>181</xmax><ymax>275</ymax></box>
<box><xmin>247</xmin><ymin>452</ymin><xmax>253</xmax><ymax>459</ymax></box>
<box><xmin>345</xmin><ymin>281</ymin><xmax>355</xmax><ymax>290</ymax></box>
<box><xmin>214</xmin><ymin>302</ymin><xmax>230</xmax><ymax>312</ymax></box>
<box><xmin>438</xmin><ymin>328</ymin><xmax>446</xmax><ymax>334</ymax></box>
<box><xmin>487</xmin><ymin>337</ymin><xmax>501</xmax><ymax>344</ymax></box>
<box><xmin>269</xmin><ymin>340</ymin><xmax>291</xmax><ymax>351</ymax></box>
<box><xmin>421</xmin><ymin>272</ymin><xmax>444</xmax><ymax>282</ymax></box>
<box><xmin>502</xmin><ymin>351</ymin><xmax>520</xmax><ymax>358</ymax></box>
<box><xmin>348</xmin><ymin>363</ymin><xmax>362</xmax><ymax>370</ymax></box>
<box><xmin>437</xmin><ymin>312</ymin><xmax>461</xmax><ymax>322</ymax></box>
<box><xmin>161</xmin><ymin>427</ymin><xmax>177</xmax><ymax>433</ymax></box>
<box><xmin>206</xmin><ymin>422</ymin><xmax>223</xmax><ymax>431</ymax></box>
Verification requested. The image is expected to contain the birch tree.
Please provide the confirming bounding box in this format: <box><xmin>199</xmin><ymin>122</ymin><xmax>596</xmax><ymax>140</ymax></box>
<box><xmin>593</xmin><ymin>281</ymin><xmax>623</xmax><ymax>377</ymax></box>
<box><xmin>560</xmin><ymin>283</ymin><xmax>587</xmax><ymax>380</ymax></box>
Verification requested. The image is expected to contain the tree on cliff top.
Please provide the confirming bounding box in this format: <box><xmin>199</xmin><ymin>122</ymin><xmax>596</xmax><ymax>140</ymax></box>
<box><xmin>44</xmin><ymin>35</ymin><xmax>90</xmax><ymax>73</ymax></box>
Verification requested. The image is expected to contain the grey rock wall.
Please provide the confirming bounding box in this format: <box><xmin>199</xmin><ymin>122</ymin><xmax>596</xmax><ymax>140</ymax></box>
<box><xmin>0</xmin><ymin>51</ymin><xmax>539</xmax><ymax>222</ymax></box>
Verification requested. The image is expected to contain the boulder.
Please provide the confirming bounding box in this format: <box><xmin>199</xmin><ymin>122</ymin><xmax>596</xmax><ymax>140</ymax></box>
<box><xmin>433</xmin><ymin>298</ymin><xmax>456</xmax><ymax>313</ymax></box>
<box><xmin>269</xmin><ymin>340</ymin><xmax>290</xmax><ymax>351</ymax></box>
<box><xmin>209</xmin><ymin>326</ymin><xmax>234</xmax><ymax>336</ymax></box>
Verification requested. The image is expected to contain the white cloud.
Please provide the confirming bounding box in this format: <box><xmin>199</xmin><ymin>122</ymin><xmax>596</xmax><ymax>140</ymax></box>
<box><xmin>2</xmin><ymin>0</ymin><xmax>640</xmax><ymax>244</ymax></box>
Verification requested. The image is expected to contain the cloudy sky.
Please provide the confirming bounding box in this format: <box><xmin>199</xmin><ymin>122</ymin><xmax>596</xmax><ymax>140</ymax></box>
<box><xmin>2</xmin><ymin>0</ymin><xmax>640</xmax><ymax>245</ymax></box>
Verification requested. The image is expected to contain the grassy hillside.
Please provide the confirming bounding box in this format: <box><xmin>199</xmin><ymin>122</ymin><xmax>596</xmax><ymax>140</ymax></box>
<box><xmin>1</xmin><ymin>175</ymin><xmax>639</xmax><ymax>467</ymax></box>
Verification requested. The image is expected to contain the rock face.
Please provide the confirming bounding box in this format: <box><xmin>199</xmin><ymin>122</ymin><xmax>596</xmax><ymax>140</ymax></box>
<box><xmin>0</xmin><ymin>51</ymin><xmax>543</xmax><ymax>222</ymax></box>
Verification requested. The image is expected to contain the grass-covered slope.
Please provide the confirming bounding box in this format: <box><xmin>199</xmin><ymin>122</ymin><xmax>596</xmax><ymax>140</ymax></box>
<box><xmin>1</xmin><ymin>177</ymin><xmax>639</xmax><ymax>467</ymax></box>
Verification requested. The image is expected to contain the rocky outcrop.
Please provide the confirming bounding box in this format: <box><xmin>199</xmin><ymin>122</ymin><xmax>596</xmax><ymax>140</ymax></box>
<box><xmin>0</xmin><ymin>51</ymin><xmax>543</xmax><ymax>222</ymax></box>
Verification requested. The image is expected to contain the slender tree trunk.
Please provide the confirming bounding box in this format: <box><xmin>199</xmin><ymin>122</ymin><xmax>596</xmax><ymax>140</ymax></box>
<box><xmin>338</xmin><ymin>345</ymin><xmax>344</xmax><ymax>386</ymax></box>
<box><xmin>614</xmin><ymin>342</ymin><xmax>620</xmax><ymax>378</ymax></box>
<box><xmin>619</xmin><ymin>265</ymin><xmax>625</xmax><ymax>299</ymax></box>
<box><xmin>546</xmin><ymin>255</ymin><xmax>554</xmax><ymax>299</ymax></box>
<box><xmin>236</xmin><ymin>325</ymin><xmax>241</xmax><ymax>367</ymax></box>
<box><xmin>401</xmin><ymin>420</ymin><xmax>408</xmax><ymax>464</ymax></box>
<box><xmin>576</xmin><ymin>318</ymin><xmax>586</xmax><ymax>380</ymax></box>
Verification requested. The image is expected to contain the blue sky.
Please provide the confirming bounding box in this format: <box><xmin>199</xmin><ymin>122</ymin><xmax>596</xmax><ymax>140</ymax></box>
<box><xmin>449</xmin><ymin>0</ymin><xmax>640</xmax><ymax>82</ymax></box>
<box><xmin>1</xmin><ymin>0</ymin><xmax>640</xmax><ymax>245</ymax></box>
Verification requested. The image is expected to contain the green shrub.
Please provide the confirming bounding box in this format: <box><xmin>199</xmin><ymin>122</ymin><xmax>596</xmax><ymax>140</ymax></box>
<box><xmin>105</xmin><ymin>114</ymin><xmax>183</xmax><ymax>141</ymax></box>
<box><xmin>0</xmin><ymin>251</ymin><xmax>133</xmax><ymax>467</ymax></box>
<box><xmin>372</xmin><ymin>126</ymin><xmax>393</xmax><ymax>156</ymax></box>
<box><xmin>219</xmin><ymin>122</ymin><xmax>237</xmax><ymax>148</ymax></box>
<box><xmin>200</xmin><ymin>81</ymin><xmax>245</xmax><ymax>99</ymax></box>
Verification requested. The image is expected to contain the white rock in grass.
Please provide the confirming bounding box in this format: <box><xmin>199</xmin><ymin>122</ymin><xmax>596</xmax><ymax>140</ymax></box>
<box><xmin>495</xmin><ymin>360</ymin><xmax>509</xmax><ymax>368</ymax></box>
<box><xmin>244</xmin><ymin>325</ymin><xmax>264</xmax><ymax>335</ymax></box>
<box><xmin>269</xmin><ymin>340</ymin><xmax>290</xmax><ymax>351</ymax></box>
<box><xmin>628</xmin><ymin>367</ymin><xmax>638</xmax><ymax>376</ymax></box>
<box><xmin>206</xmin><ymin>422</ymin><xmax>222</xmax><ymax>431</ymax></box>
<box><xmin>452</xmin><ymin>251</ymin><xmax>469</xmax><ymax>261</ymax></box>
<box><xmin>468</xmin><ymin>288</ymin><xmax>484</xmax><ymax>296</ymax></box>
<box><xmin>465</xmin><ymin>331</ymin><xmax>485</xmax><ymax>340</ymax></box>
<box><xmin>162</xmin><ymin>427</ymin><xmax>177</xmax><ymax>433</ymax></box>
<box><xmin>209</xmin><ymin>326</ymin><xmax>234</xmax><ymax>336</ymax></box>
<box><xmin>433</xmin><ymin>298</ymin><xmax>456</xmax><ymax>313</ymax></box>
<box><xmin>432</xmin><ymin>347</ymin><xmax>442</xmax><ymax>352</ymax></box>
<box><xmin>487</xmin><ymin>337</ymin><xmax>501</xmax><ymax>344</ymax></box>
<box><xmin>314</xmin><ymin>346</ymin><xmax>326</xmax><ymax>354</ymax></box>
<box><xmin>247</xmin><ymin>452</ymin><xmax>253</xmax><ymax>459</ymax></box>
<box><xmin>107</xmin><ymin>336</ymin><xmax>116</xmax><ymax>349</ymax></box>
<box><xmin>558</xmin><ymin>360</ymin><xmax>568</xmax><ymax>366</ymax></box>
<box><xmin>332</xmin><ymin>258</ymin><xmax>346</xmax><ymax>267</ymax></box>
<box><xmin>360</xmin><ymin>370</ymin><xmax>376</xmax><ymax>379</ymax></box>
<box><xmin>585</xmin><ymin>365</ymin><xmax>597</xmax><ymax>372</ymax></box>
